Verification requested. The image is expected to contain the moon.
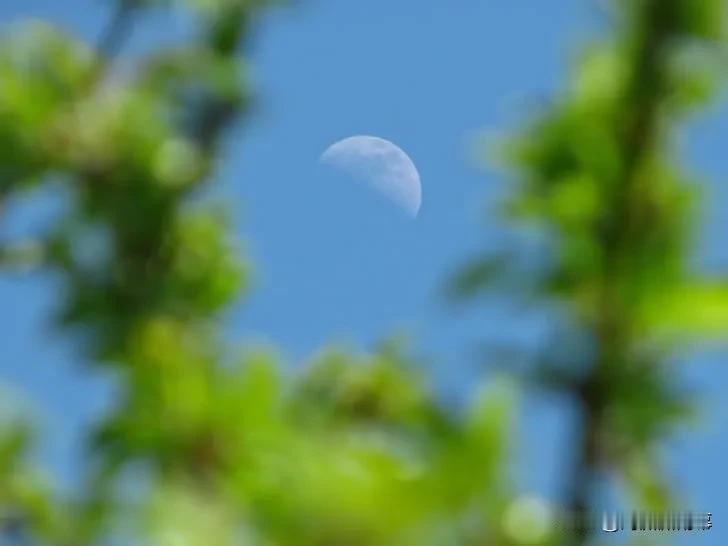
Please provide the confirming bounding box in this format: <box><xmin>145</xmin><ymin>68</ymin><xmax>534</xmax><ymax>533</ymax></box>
<box><xmin>320</xmin><ymin>136</ymin><xmax>422</xmax><ymax>217</ymax></box>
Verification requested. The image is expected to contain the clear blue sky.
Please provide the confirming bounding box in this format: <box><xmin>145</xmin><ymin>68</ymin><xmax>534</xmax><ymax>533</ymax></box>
<box><xmin>1</xmin><ymin>1</ymin><xmax>726</xmax><ymax>542</ymax></box>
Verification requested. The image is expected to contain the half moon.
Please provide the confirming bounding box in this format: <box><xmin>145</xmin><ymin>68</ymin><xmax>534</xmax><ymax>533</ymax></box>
<box><xmin>320</xmin><ymin>136</ymin><xmax>422</xmax><ymax>217</ymax></box>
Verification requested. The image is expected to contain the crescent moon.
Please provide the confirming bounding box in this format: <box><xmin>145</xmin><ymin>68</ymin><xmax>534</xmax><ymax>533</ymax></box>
<box><xmin>320</xmin><ymin>136</ymin><xmax>422</xmax><ymax>217</ymax></box>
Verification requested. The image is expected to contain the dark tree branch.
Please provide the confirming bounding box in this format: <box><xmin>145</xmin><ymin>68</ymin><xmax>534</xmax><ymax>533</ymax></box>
<box><xmin>96</xmin><ymin>0</ymin><xmax>139</xmax><ymax>61</ymax></box>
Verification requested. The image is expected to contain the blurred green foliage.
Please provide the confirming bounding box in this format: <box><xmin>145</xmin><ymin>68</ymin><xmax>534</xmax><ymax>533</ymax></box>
<box><xmin>0</xmin><ymin>0</ymin><xmax>726</xmax><ymax>545</ymax></box>
<box><xmin>453</xmin><ymin>0</ymin><xmax>728</xmax><ymax>529</ymax></box>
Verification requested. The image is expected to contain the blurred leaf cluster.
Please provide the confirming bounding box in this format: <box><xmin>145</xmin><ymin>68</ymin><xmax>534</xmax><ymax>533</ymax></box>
<box><xmin>454</xmin><ymin>0</ymin><xmax>728</xmax><ymax>523</ymax></box>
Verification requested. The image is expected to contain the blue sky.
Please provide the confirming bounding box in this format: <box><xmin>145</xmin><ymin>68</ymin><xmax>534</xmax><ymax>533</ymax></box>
<box><xmin>1</xmin><ymin>0</ymin><xmax>726</xmax><ymax>542</ymax></box>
